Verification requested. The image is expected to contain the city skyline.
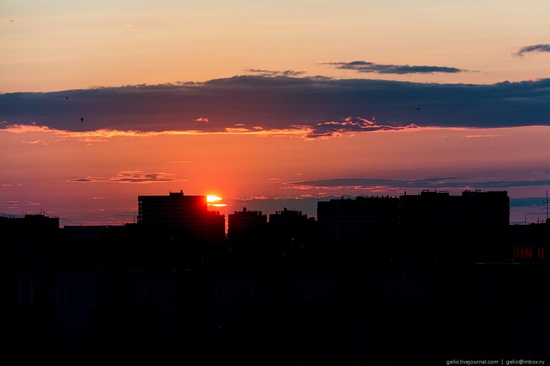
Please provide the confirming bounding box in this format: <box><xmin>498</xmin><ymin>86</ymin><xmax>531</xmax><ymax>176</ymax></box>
<box><xmin>2</xmin><ymin>0</ymin><xmax>550</xmax><ymax>226</ymax></box>
<box><xmin>1</xmin><ymin>185</ymin><xmax>546</xmax><ymax>364</ymax></box>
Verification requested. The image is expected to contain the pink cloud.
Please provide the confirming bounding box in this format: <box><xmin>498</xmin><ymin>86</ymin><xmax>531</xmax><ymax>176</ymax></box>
<box><xmin>67</xmin><ymin>170</ymin><xmax>185</xmax><ymax>184</ymax></box>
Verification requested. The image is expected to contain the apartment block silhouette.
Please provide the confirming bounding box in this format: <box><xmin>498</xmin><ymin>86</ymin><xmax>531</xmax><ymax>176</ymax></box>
<box><xmin>137</xmin><ymin>190</ymin><xmax>225</xmax><ymax>242</ymax></box>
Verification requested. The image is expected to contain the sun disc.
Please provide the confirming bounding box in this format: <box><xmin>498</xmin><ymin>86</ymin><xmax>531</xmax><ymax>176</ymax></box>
<box><xmin>207</xmin><ymin>195</ymin><xmax>222</xmax><ymax>203</ymax></box>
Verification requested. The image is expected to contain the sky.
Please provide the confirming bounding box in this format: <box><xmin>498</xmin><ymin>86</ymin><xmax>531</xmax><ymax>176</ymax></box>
<box><xmin>2</xmin><ymin>0</ymin><xmax>550</xmax><ymax>226</ymax></box>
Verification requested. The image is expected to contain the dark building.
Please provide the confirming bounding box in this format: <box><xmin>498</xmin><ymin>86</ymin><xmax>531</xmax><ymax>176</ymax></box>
<box><xmin>508</xmin><ymin>219</ymin><xmax>549</xmax><ymax>262</ymax></box>
<box><xmin>268</xmin><ymin>208</ymin><xmax>311</xmax><ymax>234</ymax></box>
<box><xmin>267</xmin><ymin>208</ymin><xmax>317</xmax><ymax>249</ymax></box>
<box><xmin>2</xmin><ymin>189</ymin><xmax>548</xmax><ymax>365</ymax></box>
<box><xmin>138</xmin><ymin>190</ymin><xmax>207</xmax><ymax>227</ymax></box>
<box><xmin>399</xmin><ymin>190</ymin><xmax>510</xmax><ymax>262</ymax></box>
<box><xmin>0</xmin><ymin>213</ymin><xmax>60</xmax><ymax>272</ymax></box>
<box><xmin>472</xmin><ymin>259</ymin><xmax>549</xmax><ymax>358</ymax></box>
<box><xmin>317</xmin><ymin>196</ymin><xmax>400</xmax><ymax>256</ymax></box>
<box><xmin>60</xmin><ymin>225</ymin><xmax>132</xmax><ymax>269</ymax></box>
<box><xmin>0</xmin><ymin>213</ymin><xmax>59</xmax><ymax>241</ymax></box>
<box><xmin>228</xmin><ymin>208</ymin><xmax>267</xmax><ymax>240</ymax></box>
<box><xmin>461</xmin><ymin>189</ymin><xmax>510</xmax><ymax>227</ymax></box>
<box><xmin>227</xmin><ymin>207</ymin><xmax>320</xmax><ymax>264</ymax></box>
<box><xmin>228</xmin><ymin>208</ymin><xmax>267</xmax><ymax>252</ymax></box>
<box><xmin>137</xmin><ymin>190</ymin><xmax>225</xmax><ymax>242</ymax></box>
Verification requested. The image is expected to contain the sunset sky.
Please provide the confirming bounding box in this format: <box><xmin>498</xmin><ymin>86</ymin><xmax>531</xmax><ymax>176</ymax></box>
<box><xmin>2</xmin><ymin>0</ymin><xmax>550</xmax><ymax>226</ymax></box>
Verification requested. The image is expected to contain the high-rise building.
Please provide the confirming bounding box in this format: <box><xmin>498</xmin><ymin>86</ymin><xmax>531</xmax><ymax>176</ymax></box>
<box><xmin>399</xmin><ymin>190</ymin><xmax>510</xmax><ymax>233</ymax></box>
<box><xmin>138</xmin><ymin>190</ymin><xmax>206</xmax><ymax>227</ymax></box>
<box><xmin>399</xmin><ymin>190</ymin><xmax>510</xmax><ymax>262</ymax></box>
<box><xmin>317</xmin><ymin>196</ymin><xmax>400</xmax><ymax>250</ymax></box>
<box><xmin>137</xmin><ymin>190</ymin><xmax>225</xmax><ymax>241</ymax></box>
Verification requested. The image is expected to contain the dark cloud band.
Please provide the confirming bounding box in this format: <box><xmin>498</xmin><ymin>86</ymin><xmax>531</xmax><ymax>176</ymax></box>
<box><xmin>514</xmin><ymin>44</ymin><xmax>550</xmax><ymax>56</ymax></box>
<box><xmin>2</xmin><ymin>75</ymin><xmax>550</xmax><ymax>139</ymax></box>
<box><xmin>290</xmin><ymin>177</ymin><xmax>550</xmax><ymax>190</ymax></box>
<box><xmin>322</xmin><ymin>60</ymin><xmax>465</xmax><ymax>74</ymax></box>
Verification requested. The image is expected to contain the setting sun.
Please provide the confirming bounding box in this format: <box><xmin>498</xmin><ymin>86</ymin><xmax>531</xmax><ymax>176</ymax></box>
<box><xmin>206</xmin><ymin>195</ymin><xmax>222</xmax><ymax>203</ymax></box>
<box><xmin>206</xmin><ymin>195</ymin><xmax>227</xmax><ymax>207</ymax></box>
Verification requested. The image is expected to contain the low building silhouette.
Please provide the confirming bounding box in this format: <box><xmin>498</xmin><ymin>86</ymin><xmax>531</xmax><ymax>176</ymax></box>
<box><xmin>228</xmin><ymin>207</ymin><xmax>267</xmax><ymax>253</ymax></box>
<box><xmin>508</xmin><ymin>219</ymin><xmax>549</xmax><ymax>262</ymax></box>
<box><xmin>266</xmin><ymin>208</ymin><xmax>318</xmax><ymax>257</ymax></box>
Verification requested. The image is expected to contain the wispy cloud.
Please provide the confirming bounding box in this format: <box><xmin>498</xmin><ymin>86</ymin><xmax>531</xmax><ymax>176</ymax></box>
<box><xmin>510</xmin><ymin>197</ymin><xmax>550</xmax><ymax>208</ymax></box>
<box><xmin>514</xmin><ymin>44</ymin><xmax>550</xmax><ymax>57</ymax></box>
<box><xmin>2</xmin><ymin>75</ymin><xmax>550</xmax><ymax>139</ymax></box>
<box><xmin>306</xmin><ymin>116</ymin><xmax>417</xmax><ymax>139</ymax></box>
<box><xmin>68</xmin><ymin>170</ymin><xmax>183</xmax><ymax>184</ymax></box>
<box><xmin>465</xmin><ymin>134</ymin><xmax>504</xmax><ymax>138</ymax></box>
<box><xmin>22</xmin><ymin>139</ymin><xmax>48</xmax><ymax>145</ymax></box>
<box><xmin>0</xmin><ymin>200</ymin><xmax>41</xmax><ymax>207</ymax></box>
<box><xmin>290</xmin><ymin>177</ymin><xmax>550</xmax><ymax>191</ymax></box>
<box><xmin>245</xmin><ymin>69</ymin><xmax>306</xmax><ymax>77</ymax></box>
<box><xmin>321</xmin><ymin>61</ymin><xmax>465</xmax><ymax>74</ymax></box>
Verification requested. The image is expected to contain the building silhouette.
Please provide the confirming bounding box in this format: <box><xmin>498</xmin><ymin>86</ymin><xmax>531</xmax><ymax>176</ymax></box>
<box><xmin>265</xmin><ymin>208</ymin><xmax>318</xmax><ymax>258</ymax></box>
<box><xmin>317</xmin><ymin>195</ymin><xmax>400</xmax><ymax>258</ymax></box>
<box><xmin>0</xmin><ymin>189</ymin><xmax>548</xmax><ymax>364</ymax></box>
<box><xmin>399</xmin><ymin>189</ymin><xmax>510</xmax><ymax>263</ymax></box>
<box><xmin>137</xmin><ymin>190</ymin><xmax>225</xmax><ymax>242</ymax></box>
<box><xmin>267</xmin><ymin>207</ymin><xmax>313</xmax><ymax>242</ymax></box>
<box><xmin>0</xmin><ymin>213</ymin><xmax>59</xmax><ymax>243</ymax></box>
<box><xmin>228</xmin><ymin>207</ymin><xmax>267</xmax><ymax>253</ymax></box>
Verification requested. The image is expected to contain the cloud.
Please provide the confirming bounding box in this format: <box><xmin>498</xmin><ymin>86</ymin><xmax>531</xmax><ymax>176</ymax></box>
<box><xmin>306</xmin><ymin>116</ymin><xmax>416</xmax><ymax>139</ymax></box>
<box><xmin>168</xmin><ymin>160</ymin><xmax>191</xmax><ymax>164</ymax></box>
<box><xmin>22</xmin><ymin>139</ymin><xmax>48</xmax><ymax>145</ymax></box>
<box><xmin>510</xmin><ymin>197</ymin><xmax>550</xmax><ymax>208</ymax></box>
<box><xmin>68</xmin><ymin>171</ymin><xmax>182</xmax><ymax>184</ymax></box>
<box><xmin>246</xmin><ymin>69</ymin><xmax>306</xmax><ymax>77</ymax></box>
<box><xmin>322</xmin><ymin>61</ymin><xmax>465</xmax><ymax>74</ymax></box>
<box><xmin>514</xmin><ymin>44</ymin><xmax>550</xmax><ymax>57</ymax></box>
<box><xmin>2</xmin><ymin>75</ymin><xmax>550</xmax><ymax>139</ymax></box>
<box><xmin>289</xmin><ymin>177</ymin><xmax>550</xmax><ymax>191</ymax></box>
<box><xmin>465</xmin><ymin>134</ymin><xmax>504</xmax><ymax>138</ymax></box>
<box><xmin>0</xmin><ymin>200</ymin><xmax>41</xmax><ymax>207</ymax></box>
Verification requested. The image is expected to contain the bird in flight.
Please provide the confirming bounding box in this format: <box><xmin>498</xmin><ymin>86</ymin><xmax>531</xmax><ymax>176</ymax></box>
<box><xmin>80</xmin><ymin>117</ymin><xmax>84</xmax><ymax>123</ymax></box>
